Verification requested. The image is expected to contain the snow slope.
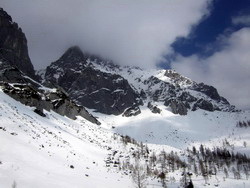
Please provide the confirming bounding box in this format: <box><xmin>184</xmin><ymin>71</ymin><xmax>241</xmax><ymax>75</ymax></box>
<box><xmin>91</xmin><ymin>102</ymin><xmax>250</xmax><ymax>153</ymax></box>
<box><xmin>1</xmin><ymin>88</ymin><xmax>250</xmax><ymax>188</ymax></box>
<box><xmin>0</xmin><ymin>90</ymin><xmax>134</xmax><ymax>188</ymax></box>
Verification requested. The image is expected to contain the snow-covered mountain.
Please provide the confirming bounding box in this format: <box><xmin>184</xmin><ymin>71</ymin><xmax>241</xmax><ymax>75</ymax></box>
<box><xmin>43</xmin><ymin>46</ymin><xmax>234</xmax><ymax>117</ymax></box>
<box><xmin>1</xmin><ymin>7</ymin><xmax>250</xmax><ymax>188</ymax></box>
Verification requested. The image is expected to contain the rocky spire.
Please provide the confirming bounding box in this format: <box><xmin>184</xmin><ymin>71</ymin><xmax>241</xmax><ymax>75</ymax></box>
<box><xmin>0</xmin><ymin>7</ymin><xmax>36</xmax><ymax>78</ymax></box>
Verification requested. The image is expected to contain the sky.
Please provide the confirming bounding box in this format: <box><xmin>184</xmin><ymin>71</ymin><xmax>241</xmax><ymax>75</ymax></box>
<box><xmin>1</xmin><ymin>0</ymin><xmax>210</xmax><ymax>69</ymax></box>
<box><xmin>1</xmin><ymin>0</ymin><xmax>250</xmax><ymax>110</ymax></box>
<box><xmin>170</xmin><ymin>0</ymin><xmax>250</xmax><ymax>110</ymax></box>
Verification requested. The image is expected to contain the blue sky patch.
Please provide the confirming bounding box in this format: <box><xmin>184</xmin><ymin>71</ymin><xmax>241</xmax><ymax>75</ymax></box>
<box><xmin>171</xmin><ymin>0</ymin><xmax>250</xmax><ymax>58</ymax></box>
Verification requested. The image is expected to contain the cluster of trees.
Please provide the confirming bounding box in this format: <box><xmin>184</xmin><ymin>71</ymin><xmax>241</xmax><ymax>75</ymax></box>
<box><xmin>120</xmin><ymin>149</ymin><xmax>188</xmax><ymax>188</ymax></box>
<box><xmin>120</xmin><ymin>135</ymin><xmax>139</xmax><ymax>146</ymax></box>
<box><xmin>113</xmin><ymin>134</ymin><xmax>250</xmax><ymax>187</ymax></box>
<box><xmin>186</xmin><ymin>145</ymin><xmax>250</xmax><ymax>182</ymax></box>
<box><xmin>119</xmin><ymin>135</ymin><xmax>190</xmax><ymax>187</ymax></box>
<box><xmin>236</xmin><ymin>120</ymin><xmax>250</xmax><ymax>128</ymax></box>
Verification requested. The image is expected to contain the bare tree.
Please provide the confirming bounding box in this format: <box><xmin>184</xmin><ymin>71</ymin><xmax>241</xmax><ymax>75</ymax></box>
<box><xmin>12</xmin><ymin>181</ymin><xmax>17</xmax><ymax>188</ymax></box>
<box><xmin>223</xmin><ymin>167</ymin><xmax>229</xmax><ymax>178</ymax></box>
<box><xmin>158</xmin><ymin>171</ymin><xmax>167</xmax><ymax>188</ymax></box>
<box><xmin>131</xmin><ymin>160</ymin><xmax>147</xmax><ymax>188</ymax></box>
<box><xmin>243</xmin><ymin>141</ymin><xmax>247</xmax><ymax>148</ymax></box>
<box><xmin>243</xmin><ymin>166</ymin><xmax>249</xmax><ymax>180</ymax></box>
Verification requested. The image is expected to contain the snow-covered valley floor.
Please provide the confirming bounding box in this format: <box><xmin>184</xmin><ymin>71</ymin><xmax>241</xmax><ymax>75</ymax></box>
<box><xmin>1</xmin><ymin>90</ymin><xmax>250</xmax><ymax>188</ymax></box>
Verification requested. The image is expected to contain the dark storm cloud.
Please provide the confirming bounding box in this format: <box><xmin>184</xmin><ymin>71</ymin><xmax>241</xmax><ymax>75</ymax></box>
<box><xmin>1</xmin><ymin>0</ymin><xmax>210</xmax><ymax>69</ymax></box>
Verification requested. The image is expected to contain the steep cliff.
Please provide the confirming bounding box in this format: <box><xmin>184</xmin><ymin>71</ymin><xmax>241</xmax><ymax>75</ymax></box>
<box><xmin>0</xmin><ymin>8</ymin><xmax>36</xmax><ymax>79</ymax></box>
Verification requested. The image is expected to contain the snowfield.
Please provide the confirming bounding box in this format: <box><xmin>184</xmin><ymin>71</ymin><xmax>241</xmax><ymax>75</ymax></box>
<box><xmin>0</xmin><ymin>90</ymin><xmax>134</xmax><ymax>188</ymax></box>
<box><xmin>1</xmin><ymin>89</ymin><xmax>250</xmax><ymax>188</ymax></box>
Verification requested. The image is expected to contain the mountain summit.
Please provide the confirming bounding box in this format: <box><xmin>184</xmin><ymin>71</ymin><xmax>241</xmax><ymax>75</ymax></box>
<box><xmin>58</xmin><ymin>46</ymin><xmax>85</xmax><ymax>64</ymax></box>
<box><xmin>44</xmin><ymin>47</ymin><xmax>141</xmax><ymax>115</ymax></box>
<box><xmin>44</xmin><ymin>46</ymin><xmax>235</xmax><ymax>116</ymax></box>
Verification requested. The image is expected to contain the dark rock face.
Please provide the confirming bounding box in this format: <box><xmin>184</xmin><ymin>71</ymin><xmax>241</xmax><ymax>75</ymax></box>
<box><xmin>59</xmin><ymin>46</ymin><xmax>86</xmax><ymax>64</ymax></box>
<box><xmin>144</xmin><ymin>76</ymin><xmax>177</xmax><ymax>101</ymax></box>
<box><xmin>0</xmin><ymin>63</ymin><xmax>40</xmax><ymax>87</ymax></box>
<box><xmin>140</xmin><ymin>89</ymin><xmax>147</xmax><ymax>100</ymax></box>
<box><xmin>191</xmin><ymin>83</ymin><xmax>222</xmax><ymax>101</ymax></box>
<box><xmin>147</xmin><ymin>102</ymin><xmax>161</xmax><ymax>114</ymax></box>
<box><xmin>0</xmin><ymin>8</ymin><xmax>36</xmax><ymax>79</ymax></box>
<box><xmin>68</xmin><ymin>68</ymin><xmax>140</xmax><ymax>115</ymax></box>
<box><xmin>177</xmin><ymin>92</ymin><xmax>197</xmax><ymax>103</ymax></box>
<box><xmin>1</xmin><ymin>82</ymin><xmax>100</xmax><ymax>124</ymax></box>
<box><xmin>164</xmin><ymin>99</ymin><xmax>187</xmax><ymax>115</ymax></box>
<box><xmin>192</xmin><ymin>99</ymin><xmax>216</xmax><ymax>112</ymax></box>
<box><xmin>123</xmin><ymin>106</ymin><xmax>141</xmax><ymax>117</ymax></box>
<box><xmin>48</xmin><ymin>90</ymin><xmax>100</xmax><ymax>124</ymax></box>
<box><xmin>34</xmin><ymin>108</ymin><xmax>46</xmax><ymax>117</ymax></box>
<box><xmin>45</xmin><ymin>47</ymin><xmax>141</xmax><ymax>115</ymax></box>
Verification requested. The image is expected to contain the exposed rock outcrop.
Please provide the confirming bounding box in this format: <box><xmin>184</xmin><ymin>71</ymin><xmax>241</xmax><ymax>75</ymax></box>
<box><xmin>192</xmin><ymin>99</ymin><xmax>217</xmax><ymax>112</ymax></box>
<box><xmin>164</xmin><ymin>70</ymin><xmax>192</xmax><ymax>85</ymax></box>
<box><xmin>0</xmin><ymin>63</ymin><xmax>39</xmax><ymax>87</ymax></box>
<box><xmin>191</xmin><ymin>82</ymin><xmax>227</xmax><ymax>102</ymax></box>
<box><xmin>122</xmin><ymin>106</ymin><xmax>141</xmax><ymax>117</ymax></box>
<box><xmin>147</xmin><ymin>102</ymin><xmax>161</xmax><ymax>114</ymax></box>
<box><xmin>1</xmin><ymin>82</ymin><xmax>100</xmax><ymax>124</ymax></box>
<box><xmin>0</xmin><ymin>8</ymin><xmax>36</xmax><ymax>79</ymax></box>
<box><xmin>164</xmin><ymin>99</ymin><xmax>188</xmax><ymax>115</ymax></box>
<box><xmin>177</xmin><ymin>92</ymin><xmax>197</xmax><ymax>103</ymax></box>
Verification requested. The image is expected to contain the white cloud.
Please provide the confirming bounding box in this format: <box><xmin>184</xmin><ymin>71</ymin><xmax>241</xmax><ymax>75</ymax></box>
<box><xmin>1</xmin><ymin>0</ymin><xmax>210</xmax><ymax>69</ymax></box>
<box><xmin>232</xmin><ymin>15</ymin><xmax>250</xmax><ymax>26</ymax></box>
<box><xmin>172</xmin><ymin>28</ymin><xmax>250</xmax><ymax>110</ymax></box>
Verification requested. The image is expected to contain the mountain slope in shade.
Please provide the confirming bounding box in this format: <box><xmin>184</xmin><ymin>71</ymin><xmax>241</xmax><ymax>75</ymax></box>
<box><xmin>44</xmin><ymin>46</ymin><xmax>141</xmax><ymax>115</ymax></box>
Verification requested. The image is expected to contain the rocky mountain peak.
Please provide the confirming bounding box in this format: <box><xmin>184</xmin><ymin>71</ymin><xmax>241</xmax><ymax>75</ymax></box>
<box><xmin>43</xmin><ymin>46</ymin><xmax>236</xmax><ymax>116</ymax></box>
<box><xmin>0</xmin><ymin>7</ymin><xmax>36</xmax><ymax>79</ymax></box>
<box><xmin>164</xmin><ymin>69</ymin><xmax>192</xmax><ymax>85</ymax></box>
<box><xmin>45</xmin><ymin>47</ymin><xmax>142</xmax><ymax>115</ymax></box>
<box><xmin>0</xmin><ymin>8</ymin><xmax>12</xmax><ymax>22</ymax></box>
<box><xmin>59</xmin><ymin>46</ymin><xmax>85</xmax><ymax>64</ymax></box>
